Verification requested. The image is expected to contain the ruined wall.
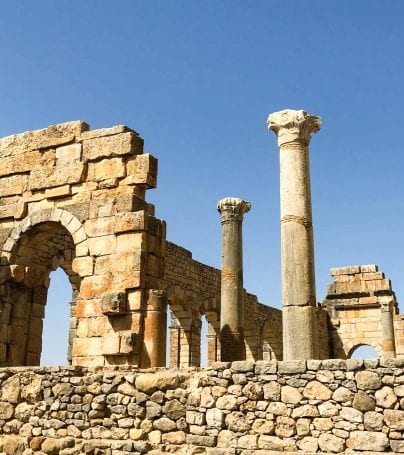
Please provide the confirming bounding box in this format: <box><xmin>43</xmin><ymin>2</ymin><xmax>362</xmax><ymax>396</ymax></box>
<box><xmin>163</xmin><ymin>242</ymin><xmax>282</xmax><ymax>367</ymax></box>
<box><xmin>0</xmin><ymin>122</ymin><xmax>165</xmax><ymax>368</ymax></box>
<box><xmin>0</xmin><ymin>360</ymin><xmax>402</xmax><ymax>454</ymax></box>
<box><xmin>322</xmin><ymin>265</ymin><xmax>403</xmax><ymax>359</ymax></box>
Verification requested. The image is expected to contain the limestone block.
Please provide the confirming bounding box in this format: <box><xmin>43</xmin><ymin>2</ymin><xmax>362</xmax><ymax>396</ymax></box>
<box><xmin>55</xmin><ymin>143</ymin><xmax>82</xmax><ymax>165</ymax></box>
<box><xmin>0</xmin><ymin>202</ymin><xmax>27</xmax><ymax>220</ymax></box>
<box><xmin>0</xmin><ymin>174</ymin><xmax>29</xmax><ymax>197</ymax></box>
<box><xmin>303</xmin><ymin>380</ymin><xmax>332</xmax><ymax>400</ymax></box>
<box><xmin>101</xmin><ymin>333</ymin><xmax>120</xmax><ymax>355</ymax></box>
<box><xmin>44</xmin><ymin>185</ymin><xmax>72</xmax><ymax>199</ymax></box>
<box><xmin>84</xmin><ymin>217</ymin><xmax>115</xmax><ymax>237</ymax></box>
<box><xmin>257</xmin><ymin>435</ymin><xmax>285</xmax><ymax>451</ymax></box>
<box><xmin>72</xmin><ymin>337</ymin><xmax>102</xmax><ymax>357</ymax></box>
<box><xmin>346</xmin><ymin>431</ymin><xmax>389</xmax><ymax>451</ymax></box>
<box><xmin>83</xmin><ymin>132</ymin><xmax>142</xmax><ymax>161</ymax></box>
<box><xmin>71</xmin><ymin>256</ymin><xmax>93</xmax><ymax>276</ymax></box>
<box><xmin>127</xmin><ymin>290</ymin><xmax>144</xmax><ymax>311</ymax></box>
<box><xmin>28</xmin><ymin>163</ymin><xmax>86</xmax><ymax>190</ymax></box>
<box><xmin>355</xmin><ymin>370</ymin><xmax>381</xmax><ymax>390</ymax></box>
<box><xmin>114</xmin><ymin>211</ymin><xmax>148</xmax><ymax>233</ymax></box>
<box><xmin>116</xmin><ymin>232</ymin><xmax>145</xmax><ymax>253</ymax></box>
<box><xmin>80</xmin><ymin>275</ymin><xmax>112</xmax><ymax>299</ymax></box>
<box><xmin>87</xmin><ymin>157</ymin><xmax>125</xmax><ymax>182</ymax></box>
<box><xmin>318</xmin><ymin>433</ymin><xmax>345</xmax><ymax>453</ymax></box>
<box><xmin>101</xmin><ymin>292</ymin><xmax>127</xmax><ymax>315</ymax></box>
<box><xmin>119</xmin><ymin>332</ymin><xmax>137</xmax><ymax>354</ymax></box>
<box><xmin>124</xmin><ymin>154</ymin><xmax>158</xmax><ymax>188</ymax></box>
<box><xmin>135</xmin><ymin>372</ymin><xmax>181</xmax><ymax>393</ymax></box>
<box><xmin>88</xmin><ymin>235</ymin><xmax>116</xmax><ymax>256</ymax></box>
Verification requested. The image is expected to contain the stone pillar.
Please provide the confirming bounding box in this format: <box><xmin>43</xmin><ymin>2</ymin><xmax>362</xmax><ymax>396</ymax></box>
<box><xmin>217</xmin><ymin>197</ymin><xmax>251</xmax><ymax>361</ymax></box>
<box><xmin>267</xmin><ymin>109</ymin><xmax>321</xmax><ymax>360</ymax></box>
<box><xmin>380</xmin><ymin>297</ymin><xmax>396</xmax><ymax>358</ymax></box>
<box><xmin>141</xmin><ymin>289</ymin><xmax>167</xmax><ymax>367</ymax></box>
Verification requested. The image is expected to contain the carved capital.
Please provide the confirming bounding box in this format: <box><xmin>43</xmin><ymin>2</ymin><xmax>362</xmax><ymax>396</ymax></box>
<box><xmin>267</xmin><ymin>109</ymin><xmax>321</xmax><ymax>147</ymax></box>
<box><xmin>217</xmin><ymin>197</ymin><xmax>251</xmax><ymax>224</ymax></box>
<box><xmin>380</xmin><ymin>297</ymin><xmax>395</xmax><ymax>313</ymax></box>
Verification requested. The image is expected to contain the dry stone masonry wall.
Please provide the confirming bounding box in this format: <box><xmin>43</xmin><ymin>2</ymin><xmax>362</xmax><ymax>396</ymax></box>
<box><xmin>0</xmin><ymin>360</ymin><xmax>402</xmax><ymax>454</ymax></box>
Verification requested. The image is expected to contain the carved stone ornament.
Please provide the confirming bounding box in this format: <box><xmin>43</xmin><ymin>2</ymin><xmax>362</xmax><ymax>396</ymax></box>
<box><xmin>267</xmin><ymin>109</ymin><xmax>321</xmax><ymax>147</ymax></box>
<box><xmin>217</xmin><ymin>197</ymin><xmax>251</xmax><ymax>223</ymax></box>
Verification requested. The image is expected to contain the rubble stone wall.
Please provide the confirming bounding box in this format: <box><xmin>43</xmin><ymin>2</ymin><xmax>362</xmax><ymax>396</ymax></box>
<box><xmin>0</xmin><ymin>360</ymin><xmax>403</xmax><ymax>454</ymax></box>
<box><xmin>163</xmin><ymin>242</ymin><xmax>283</xmax><ymax>367</ymax></box>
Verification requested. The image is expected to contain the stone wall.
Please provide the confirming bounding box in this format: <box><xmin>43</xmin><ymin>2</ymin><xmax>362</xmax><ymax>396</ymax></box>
<box><xmin>322</xmin><ymin>265</ymin><xmax>403</xmax><ymax>359</ymax></box>
<box><xmin>163</xmin><ymin>242</ymin><xmax>283</xmax><ymax>367</ymax></box>
<box><xmin>0</xmin><ymin>360</ymin><xmax>402</xmax><ymax>454</ymax></box>
<box><xmin>0</xmin><ymin>121</ymin><xmax>165</xmax><ymax>368</ymax></box>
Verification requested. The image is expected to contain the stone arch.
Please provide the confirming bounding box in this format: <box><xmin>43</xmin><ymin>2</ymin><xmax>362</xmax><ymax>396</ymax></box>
<box><xmin>346</xmin><ymin>341</ymin><xmax>382</xmax><ymax>359</ymax></box>
<box><xmin>259</xmin><ymin>317</ymin><xmax>283</xmax><ymax>361</ymax></box>
<box><xmin>0</xmin><ymin>208</ymin><xmax>89</xmax><ymax>366</ymax></box>
<box><xmin>2</xmin><ymin>208</ymin><xmax>88</xmax><ymax>262</ymax></box>
<box><xmin>201</xmin><ymin>295</ymin><xmax>220</xmax><ymax>365</ymax></box>
<box><xmin>165</xmin><ymin>284</ymin><xmax>201</xmax><ymax>367</ymax></box>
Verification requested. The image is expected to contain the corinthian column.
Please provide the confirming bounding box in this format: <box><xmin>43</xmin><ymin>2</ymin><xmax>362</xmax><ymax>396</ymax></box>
<box><xmin>268</xmin><ymin>109</ymin><xmax>321</xmax><ymax>359</ymax></box>
<box><xmin>217</xmin><ymin>197</ymin><xmax>251</xmax><ymax>361</ymax></box>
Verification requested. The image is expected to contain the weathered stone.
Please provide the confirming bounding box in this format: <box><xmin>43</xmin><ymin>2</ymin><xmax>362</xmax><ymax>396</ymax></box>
<box><xmin>281</xmin><ymin>385</ymin><xmax>302</xmax><ymax>404</ymax></box>
<box><xmin>263</xmin><ymin>382</ymin><xmax>281</xmax><ymax>401</ymax></box>
<box><xmin>206</xmin><ymin>409</ymin><xmax>224</xmax><ymax>429</ymax></box>
<box><xmin>318</xmin><ymin>401</ymin><xmax>339</xmax><ymax>417</ymax></box>
<box><xmin>340</xmin><ymin>406</ymin><xmax>363</xmax><ymax>423</ymax></box>
<box><xmin>162</xmin><ymin>399</ymin><xmax>186</xmax><ymax>420</ymax></box>
<box><xmin>297</xmin><ymin>436</ymin><xmax>319</xmax><ymax>453</ymax></box>
<box><xmin>251</xmin><ymin>418</ymin><xmax>275</xmax><ymax>435</ymax></box>
<box><xmin>332</xmin><ymin>386</ymin><xmax>354</xmax><ymax>402</ymax></box>
<box><xmin>238</xmin><ymin>434</ymin><xmax>258</xmax><ymax>449</ymax></box>
<box><xmin>135</xmin><ymin>373</ymin><xmax>181</xmax><ymax>393</ymax></box>
<box><xmin>355</xmin><ymin>371</ymin><xmax>382</xmax><ymax>390</ymax></box>
<box><xmin>303</xmin><ymin>380</ymin><xmax>332</xmax><ymax>400</ymax></box>
<box><xmin>383</xmin><ymin>409</ymin><xmax>404</xmax><ymax>430</ymax></box>
<box><xmin>375</xmin><ymin>385</ymin><xmax>397</xmax><ymax>408</ymax></box>
<box><xmin>353</xmin><ymin>390</ymin><xmax>376</xmax><ymax>411</ymax></box>
<box><xmin>0</xmin><ymin>401</ymin><xmax>14</xmax><ymax>419</ymax></box>
<box><xmin>318</xmin><ymin>433</ymin><xmax>345</xmax><ymax>453</ymax></box>
<box><xmin>275</xmin><ymin>416</ymin><xmax>295</xmax><ymax>437</ymax></box>
<box><xmin>257</xmin><ymin>435</ymin><xmax>285</xmax><ymax>451</ymax></box>
<box><xmin>346</xmin><ymin>431</ymin><xmax>389</xmax><ymax>451</ymax></box>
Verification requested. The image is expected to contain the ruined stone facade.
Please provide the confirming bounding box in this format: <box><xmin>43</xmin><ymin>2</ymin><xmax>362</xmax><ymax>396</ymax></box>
<box><xmin>0</xmin><ymin>120</ymin><xmax>403</xmax><ymax>371</ymax></box>
<box><xmin>0</xmin><ymin>119</ymin><xmax>404</xmax><ymax>453</ymax></box>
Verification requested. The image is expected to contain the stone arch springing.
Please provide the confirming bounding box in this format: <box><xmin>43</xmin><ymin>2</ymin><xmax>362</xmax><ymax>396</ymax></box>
<box><xmin>0</xmin><ymin>209</ymin><xmax>88</xmax><ymax>366</ymax></box>
<box><xmin>201</xmin><ymin>295</ymin><xmax>220</xmax><ymax>365</ymax></box>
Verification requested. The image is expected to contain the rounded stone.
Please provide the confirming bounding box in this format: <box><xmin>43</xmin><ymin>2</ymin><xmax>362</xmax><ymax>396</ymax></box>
<box><xmin>355</xmin><ymin>371</ymin><xmax>381</xmax><ymax>390</ymax></box>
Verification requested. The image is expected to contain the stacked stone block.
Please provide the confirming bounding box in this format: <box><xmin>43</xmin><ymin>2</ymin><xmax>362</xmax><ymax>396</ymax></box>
<box><xmin>163</xmin><ymin>242</ymin><xmax>283</xmax><ymax>367</ymax></box>
<box><xmin>0</xmin><ymin>121</ymin><xmax>165</xmax><ymax>367</ymax></box>
<box><xmin>323</xmin><ymin>265</ymin><xmax>402</xmax><ymax>359</ymax></box>
<box><xmin>0</xmin><ymin>360</ymin><xmax>402</xmax><ymax>454</ymax></box>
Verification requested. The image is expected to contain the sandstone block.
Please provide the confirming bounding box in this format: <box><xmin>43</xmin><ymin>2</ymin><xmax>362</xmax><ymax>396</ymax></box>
<box><xmin>135</xmin><ymin>372</ymin><xmax>181</xmax><ymax>393</ymax></box>
<box><xmin>88</xmin><ymin>157</ymin><xmax>125</xmax><ymax>182</ymax></box>
<box><xmin>375</xmin><ymin>385</ymin><xmax>397</xmax><ymax>408</ymax></box>
<box><xmin>257</xmin><ymin>435</ymin><xmax>285</xmax><ymax>451</ymax></box>
<box><xmin>206</xmin><ymin>408</ymin><xmax>225</xmax><ymax>429</ymax></box>
<box><xmin>303</xmin><ymin>380</ymin><xmax>332</xmax><ymax>400</ymax></box>
<box><xmin>281</xmin><ymin>385</ymin><xmax>302</xmax><ymax>404</ymax></box>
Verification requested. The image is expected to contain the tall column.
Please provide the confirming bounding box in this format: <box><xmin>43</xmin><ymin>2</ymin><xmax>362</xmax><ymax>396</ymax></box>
<box><xmin>141</xmin><ymin>289</ymin><xmax>167</xmax><ymax>367</ymax></box>
<box><xmin>217</xmin><ymin>197</ymin><xmax>251</xmax><ymax>361</ymax></box>
<box><xmin>267</xmin><ymin>109</ymin><xmax>321</xmax><ymax>359</ymax></box>
<box><xmin>380</xmin><ymin>297</ymin><xmax>396</xmax><ymax>358</ymax></box>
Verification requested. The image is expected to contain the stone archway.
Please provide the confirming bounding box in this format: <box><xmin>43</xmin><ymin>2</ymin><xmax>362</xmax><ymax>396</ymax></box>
<box><xmin>347</xmin><ymin>342</ymin><xmax>382</xmax><ymax>359</ymax></box>
<box><xmin>0</xmin><ymin>209</ymin><xmax>83</xmax><ymax>366</ymax></box>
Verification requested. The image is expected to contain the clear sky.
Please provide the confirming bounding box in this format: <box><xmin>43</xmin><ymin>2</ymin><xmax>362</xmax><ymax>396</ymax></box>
<box><xmin>1</xmin><ymin>1</ymin><xmax>403</xmax><ymax>364</ymax></box>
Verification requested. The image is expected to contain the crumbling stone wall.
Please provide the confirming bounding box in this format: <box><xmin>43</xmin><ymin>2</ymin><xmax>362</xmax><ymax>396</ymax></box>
<box><xmin>0</xmin><ymin>122</ymin><xmax>165</xmax><ymax>368</ymax></box>
<box><xmin>163</xmin><ymin>242</ymin><xmax>282</xmax><ymax>367</ymax></box>
<box><xmin>0</xmin><ymin>360</ymin><xmax>402</xmax><ymax>454</ymax></box>
<box><xmin>323</xmin><ymin>265</ymin><xmax>404</xmax><ymax>359</ymax></box>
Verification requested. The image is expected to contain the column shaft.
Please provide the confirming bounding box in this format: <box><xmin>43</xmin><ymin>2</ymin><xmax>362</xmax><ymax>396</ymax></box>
<box><xmin>141</xmin><ymin>290</ymin><xmax>167</xmax><ymax>367</ymax></box>
<box><xmin>217</xmin><ymin>197</ymin><xmax>250</xmax><ymax>361</ymax></box>
<box><xmin>380</xmin><ymin>300</ymin><xmax>396</xmax><ymax>358</ymax></box>
<box><xmin>268</xmin><ymin>109</ymin><xmax>321</xmax><ymax>360</ymax></box>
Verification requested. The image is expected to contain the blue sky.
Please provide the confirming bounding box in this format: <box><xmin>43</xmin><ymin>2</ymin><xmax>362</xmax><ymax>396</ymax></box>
<box><xmin>1</xmin><ymin>1</ymin><xmax>403</xmax><ymax>364</ymax></box>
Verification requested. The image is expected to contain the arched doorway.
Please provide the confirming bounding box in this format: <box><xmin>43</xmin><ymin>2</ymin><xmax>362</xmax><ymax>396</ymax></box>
<box><xmin>2</xmin><ymin>221</ymin><xmax>80</xmax><ymax>366</ymax></box>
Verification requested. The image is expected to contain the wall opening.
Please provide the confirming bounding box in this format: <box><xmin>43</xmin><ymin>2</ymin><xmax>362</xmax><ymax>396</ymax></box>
<box><xmin>200</xmin><ymin>315</ymin><xmax>208</xmax><ymax>367</ymax></box>
<box><xmin>41</xmin><ymin>268</ymin><xmax>72</xmax><ymax>366</ymax></box>
<box><xmin>350</xmin><ymin>344</ymin><xmax>379</xmax><ymax>359</ymax></box>
<box><xmin>3</xmin><ymin>221</ymin><xmax>80</xmax><ymax>366</ymax></box>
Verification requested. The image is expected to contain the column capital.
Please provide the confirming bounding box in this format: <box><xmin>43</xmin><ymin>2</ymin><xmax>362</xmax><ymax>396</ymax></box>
<box><xmin>267</xmin><ymin>109</ymin><xmax>321</xmax><ymax>147</ymax></box>
<box><xmin>217</xmin><ymin>197</ymin><xmax>251</xmax><ymax>223</ymax></box>
<box><xmin>380</xmin><ymin>296</ymin><xmax>395</xmax><ymax>312</ymax></box>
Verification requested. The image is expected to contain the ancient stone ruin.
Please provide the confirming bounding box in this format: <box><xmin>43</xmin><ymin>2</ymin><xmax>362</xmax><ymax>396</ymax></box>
<box><xmin>0</xmin><ymin>111</ymin><xmax>402</xmax><ymax>453</ymax></box>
